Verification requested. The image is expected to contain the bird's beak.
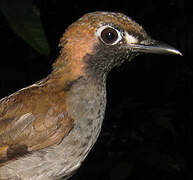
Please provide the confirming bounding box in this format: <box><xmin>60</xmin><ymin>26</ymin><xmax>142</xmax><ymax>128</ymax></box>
<box><xmin>130</xmin><ymin>40</ymin><xmax>182</xmax><ymax>56</ymax></box>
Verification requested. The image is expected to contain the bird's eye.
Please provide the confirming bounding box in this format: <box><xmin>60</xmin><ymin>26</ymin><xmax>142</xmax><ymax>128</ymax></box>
<box><xmin>96</xmin><ymin>25</ymin><xmax>122</xmax><ymax>45</ymax></box>
<box><xmin>100</xmin><ymin>27</ymin><xmax>118</xmax><ymax>44</ymax></box>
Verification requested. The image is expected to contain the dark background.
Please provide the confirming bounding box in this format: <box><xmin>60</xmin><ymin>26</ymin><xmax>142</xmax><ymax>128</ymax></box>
<box><xmin>0</xmin><ymin>0</ymin><xmax>192</xmax><ymax>179</ymax></box>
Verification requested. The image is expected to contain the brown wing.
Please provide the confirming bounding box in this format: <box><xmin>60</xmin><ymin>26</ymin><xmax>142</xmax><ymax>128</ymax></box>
<box><xmin>0</xmin><ymin>86</ymin><xmax>74</xmax><ymax>164</ymax></box>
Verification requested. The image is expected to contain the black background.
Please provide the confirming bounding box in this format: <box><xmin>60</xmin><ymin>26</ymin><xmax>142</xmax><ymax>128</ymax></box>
<box><xmin>0</xmin><ymin>0</ymin><xmax>193</xmax><ymax>179</ymax></box>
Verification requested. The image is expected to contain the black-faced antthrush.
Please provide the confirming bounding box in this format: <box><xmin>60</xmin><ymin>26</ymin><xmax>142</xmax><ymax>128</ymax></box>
<box><xmin>0</xmin><ymin>11</ymin><xmax>182</xmax><ymax>180</ymax></box>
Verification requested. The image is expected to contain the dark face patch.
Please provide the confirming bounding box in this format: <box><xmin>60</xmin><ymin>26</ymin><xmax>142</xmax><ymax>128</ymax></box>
<box><xmin>84</xmin><ymin>42</ymin><xmax>133</xmax><ymax>81</ymax></box>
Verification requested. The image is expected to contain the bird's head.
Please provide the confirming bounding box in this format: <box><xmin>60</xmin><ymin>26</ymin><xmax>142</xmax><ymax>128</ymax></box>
<box><xmin>52</xmin><ymin>11</ymin><xmax>182</xmax><ymax>82</ymax></box>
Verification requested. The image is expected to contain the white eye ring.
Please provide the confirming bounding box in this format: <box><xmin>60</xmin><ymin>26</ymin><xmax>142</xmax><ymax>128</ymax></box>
<box><xmin>95</xmin><ymin>25</ymin><xmax>122</xmax><ymax>45</ymax></box>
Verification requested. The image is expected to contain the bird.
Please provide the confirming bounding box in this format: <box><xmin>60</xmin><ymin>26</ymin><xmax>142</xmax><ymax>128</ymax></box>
<box><xmin>0</xmin><ymin>11</ymin><xmax>182</xmax><ymax>180</ymax></box>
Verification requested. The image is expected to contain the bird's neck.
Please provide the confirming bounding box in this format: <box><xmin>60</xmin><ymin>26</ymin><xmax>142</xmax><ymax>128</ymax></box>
<box><xmin>42</xmin><ymin>53</ymin><xmax>108</xmax><ymax>92</ymax></box>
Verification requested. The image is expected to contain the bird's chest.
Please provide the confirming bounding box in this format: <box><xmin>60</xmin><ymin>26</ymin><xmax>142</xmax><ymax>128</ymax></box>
<box><xmin>49</xmin><ymin>80</ymin><xmax>107</xmax><ymax>178</ymax></box>
<box><xmin>66</xmin><ymin>79</ymin><xmax>107</xmax><ymax>141</ymax></box>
